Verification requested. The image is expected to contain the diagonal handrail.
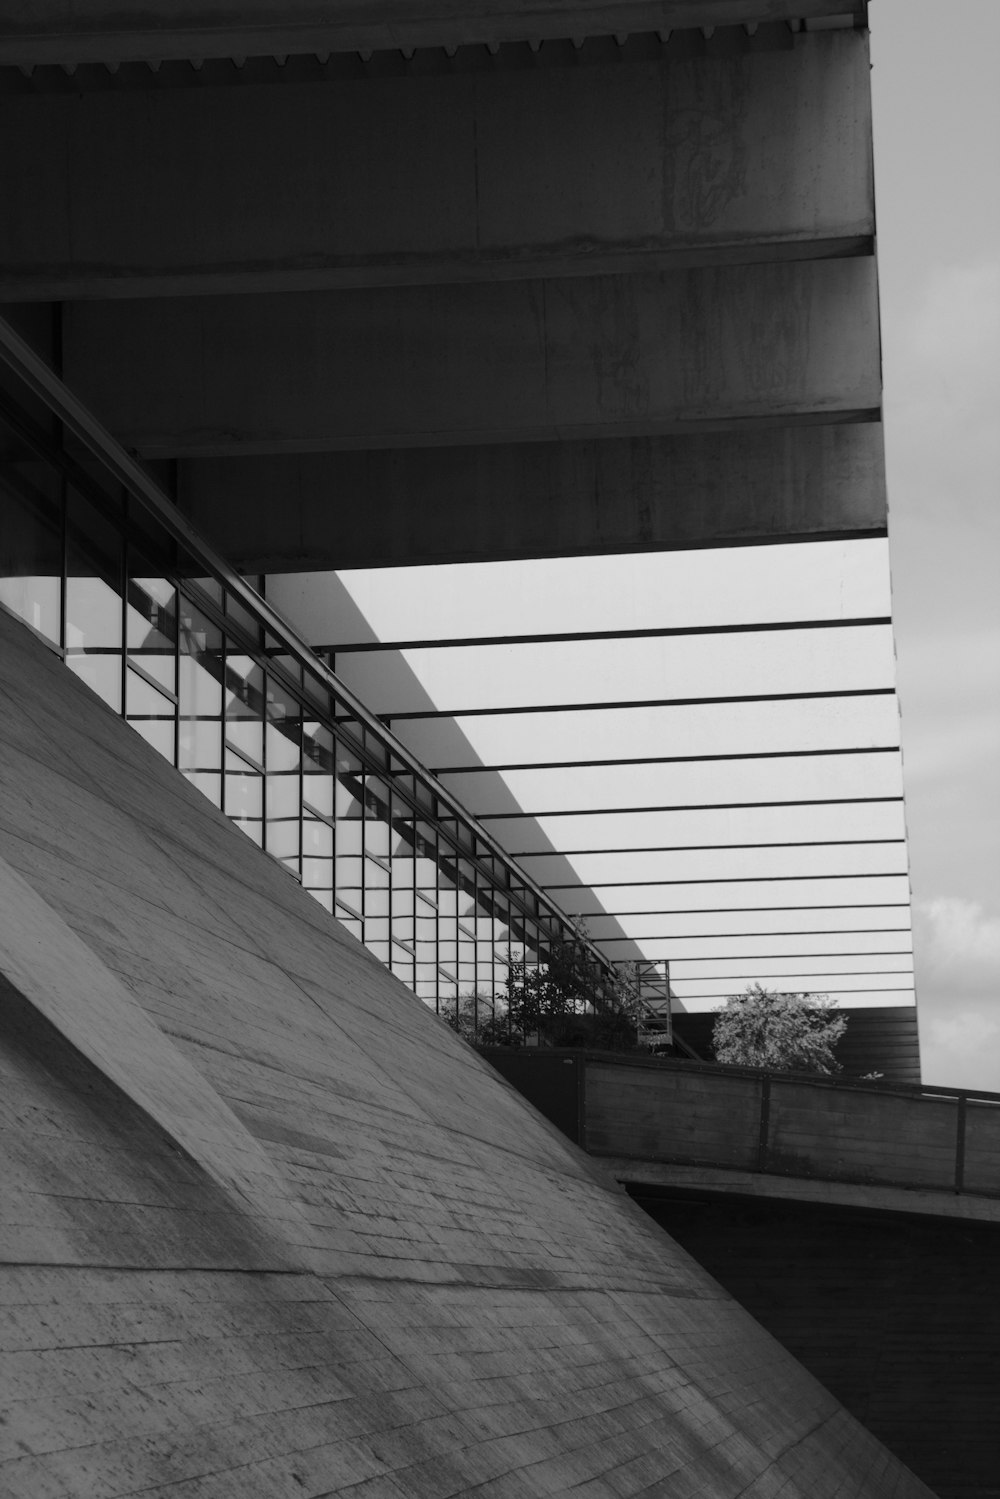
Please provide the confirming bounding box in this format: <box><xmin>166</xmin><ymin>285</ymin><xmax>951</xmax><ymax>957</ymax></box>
<box><xmin>0</xmin><ymin>313</ymin><xmax>624</xmax><ymax>981</ymax></box>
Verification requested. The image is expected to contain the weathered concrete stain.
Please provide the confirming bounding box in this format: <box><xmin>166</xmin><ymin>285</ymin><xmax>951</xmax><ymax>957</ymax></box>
<box><xmin>663</xmin><ymin>58</ymin><xmax>749</xmax><ymax>232</ymax></box>
<box><xmin>0</xmin><ymin>607</ymin><xmax>934</xmax><ymax>1498</ymax></box>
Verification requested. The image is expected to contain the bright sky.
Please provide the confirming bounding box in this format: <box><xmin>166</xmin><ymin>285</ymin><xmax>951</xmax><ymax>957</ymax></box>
<box><xmin>870</xmin><ymin>0</ymin><xmax>1000</xmax><ymax>1088</ymax></box>
<box><xmin>273</xmin><ymin>1</ymin><xmax>1000</xmax><ymax>1088</ymax></box>
<box><xmin>315</xmin><ymin>536</ymin><xmax>912</xmax><ymax>1010</ymax></box>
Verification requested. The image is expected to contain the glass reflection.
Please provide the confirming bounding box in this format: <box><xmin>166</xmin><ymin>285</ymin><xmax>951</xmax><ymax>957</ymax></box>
<box><xmin>178</xmin><ymin>599</ymin><xmax>223</xmax><ymax>806</ymax></box>
<box><xmin>0</xmin><ymin>464</ymin><xmax>62</xmax><ymax>645</ymax></box>
<box><xmin>265</xmin><ymin>673</ymin><xmax>301</xmax><ymax>874</ymax></box>
<box><xmin>0</xmin><ymin>418</ymin><xmax>614</xmax><ymax>1023</ymax></box>
<box><xmin>125</xmin><ymin>566</ymin><xmax>177</xmax><ymax>761</ymax></box>
<box><xmin>125</xmin><ymin>665</ymin><xmax>175</xmax><ymax>761</ymax></box>
<box><xmin>65</xmin><ymin>490</ymin><xmax>123</xmax><ymax>711</ymax></box>
<box><xmin>127</xmin><ymin>570</ymin><xmax>177</xmax><ymax>690</ymax></box>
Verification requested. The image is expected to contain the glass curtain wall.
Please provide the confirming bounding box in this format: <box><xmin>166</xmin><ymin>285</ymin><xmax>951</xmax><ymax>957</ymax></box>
<box><xmin>0</xmin><ymin>397</ymin><xmax>586</xmax><ymax>1024</ymax></box>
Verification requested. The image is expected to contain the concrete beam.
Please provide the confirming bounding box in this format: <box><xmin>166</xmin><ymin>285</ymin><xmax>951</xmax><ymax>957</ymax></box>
<box><xmin>0</xmin><ymin>32</ymin><xmax>873</xmax><ymax>299</ymax></box>
<box><xmin>179</xmin><ymin>424</ymin><xmax>886</xmax><ymax>571</ymax></box>
<box><xmin>64</xmin><ymin>258</ymin><xmax>882</xmax><ymax>456</ymax></box>
<box><xmin>0</xmin><ymin>3</ymin><xmax>867</xmax><ymax>67</ymax></box>
<box><xmin>602</xmin><ymin>1160</ymin><xmax>1000</xmax><ymax>1225</ymax></box>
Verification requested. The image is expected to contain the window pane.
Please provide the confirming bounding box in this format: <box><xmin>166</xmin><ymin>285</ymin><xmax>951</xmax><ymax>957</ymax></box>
<box><xmin>303</xmin><ymin>721</ymin><xmax>334</xmax><ymax>817</ymax></box>
<box><xmin>178</xmin><ymin>600</ymin><xmax>223</xmax><ymax>794</ymax></box>
<box><xmin>65</xmin><ymin>490</ymin><xmax>123</xmax><ymax>711</ymax></box>
<box><xmin>125</xmin><ymin>663</ymin><xmax>175</xmax><ymax>762</ymax></box>
<box><xmin>225</xmin><ymin>748</ymin><xmax>263</xmax><ymax>829</ymax></box>
<box><xmin>0</xmin><ymin>466</ymin><xmax>62</xmax><ymax>645</ymax></box>
<box><xmin>224</xmin><ymin>589</ymin><xmax>262</xmax><ymax>645</ymax></box>
<box><xmin>183</xmin><ymin>770</ymin><xmax>222</xmax><ymax>807</ymax></box>
<box><xmin>364</xmin><ymin>775</ymin><xmax>390</xmax><ymax>859</ymax></box>
<box><xmin>131</xmin><ymin>717</ymin><xmax>175</xmax><ymax>761</ymax></box>
<box><xmin>126</xmin><ymin>564</ymin><xmax>177</xmax><ymax>695</ymax></box>
<box><xmin>336</xmin><ymin>745</ymin><xmax>364</xmax><ymax>820</ymax></box>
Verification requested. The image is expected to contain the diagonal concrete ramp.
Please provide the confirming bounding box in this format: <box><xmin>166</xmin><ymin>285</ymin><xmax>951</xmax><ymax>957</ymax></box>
<box><xmin>0</xmin><ymin>606</ymin><xmax>935</xmax><ymax>1497</ymax></box>
<box><xmin>0</xmin><ymin>855</ymin><xmax>323</xmax><ymax>1266</ymax></box>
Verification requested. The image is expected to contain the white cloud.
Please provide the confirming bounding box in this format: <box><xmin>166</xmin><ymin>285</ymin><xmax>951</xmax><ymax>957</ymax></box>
<box><xmin>927</xmin><ymin>1010</ymin><xmax>1000</xmax><ymax>1055</ymax></box>
<box><xmin>914</xmin><ymin>897</ymin><xmax>1000</xmax><ymax>1089</ymax></box>
<box><xmin>884</xmin><ymin>257</ymin><xmax>1000</xmax><ymax>985</ymax></box>
<box><xmin>905</xmin><ymin>260</ymin><xmax>1000</xmax><ymax>372</ymax></box>
<box><xmin>922</xmin><ymin>1007</ymin><xmax>1000</xmax><ymax>1092</ymax></box>
<box><xmin>885</xmin><ymin>257</ymin><xmax>1000</xmax><ymax>511</ymax></box>
<box><xmin>901</xmin><ymin>709</ymin><xmax>1000</xmax><ymax>787</ymax></box>
<box><xmin>915</xmin><ymin>896</ymin><xmax>1000</xmax><ymax>980</ymax></box>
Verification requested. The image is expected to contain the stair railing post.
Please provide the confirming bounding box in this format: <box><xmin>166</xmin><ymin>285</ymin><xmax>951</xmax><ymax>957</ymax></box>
<box><xmin>757</xmin><ymin>1075</ymin><xmax>771</xmax><ymax>1173</ymax></box>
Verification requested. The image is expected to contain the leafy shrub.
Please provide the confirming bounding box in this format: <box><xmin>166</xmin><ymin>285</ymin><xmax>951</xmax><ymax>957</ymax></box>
<box><xmin>712</xmin><ymin>983</ymin><xmax>847</xmax><ymax>1074</ymax></box>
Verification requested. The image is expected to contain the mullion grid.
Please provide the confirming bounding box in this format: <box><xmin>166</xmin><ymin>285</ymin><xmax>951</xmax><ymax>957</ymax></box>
<box><xmin>367</xmin><ymin>599</ymin><xmax>906</xmax><ymax>1015</ymax></box>
<box><xmin>2</xmin><ymin>412</ymin><xmax>656</xmax><ymax>1015</ymax></box>
<box><xmin>333</xmin><ymin>733</ymin><xmax>364</xmax><ymax>940</ymax></box>
<box><xmin>36</xmin><ymin>508</ymin><xmax>911</xmax><ymax>1020</ymax></box>
<box><xmin>414</xmin><ymin>816</ymin><xmax>440</xmax><ymax>1006</ymax></box>
<box><xmin>389</xmin><ymin>773</ymin><xmax>417</xmax><ymax>990</ymax></box>
<box><xmin>263</xmin><ymin>639</ymin><xmax>305</xmax><ymax>882</ymax></box>
<box><xmin>124</xmin><ymin>524</ymin><xmax>181</xmax><ymax>766</ymax></box>
<box><xmin>436</xmin><ymin>816</ymin><xmax>462</xmax><ymax>1023</ymax></box>
<box><xmin>302</xmin><ymin>714</ymin><xmax>336</xmax><ymax>914</ymax></box>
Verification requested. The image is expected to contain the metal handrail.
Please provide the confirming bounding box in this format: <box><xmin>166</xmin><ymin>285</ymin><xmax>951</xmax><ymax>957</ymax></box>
<box><xmin>502</xmin><ymin>1047</ymin><xmax>999</xmax><ymax>1104</ymax></box>
<box><xmin>502</xmin><ymin>1050</ymin><xmax>999</xmax><ymax>1197</ymax></box>
<box><xmin>0</xmin><ymin>313</ymin><xmax>620</xmax><ymax>980</ymax></box>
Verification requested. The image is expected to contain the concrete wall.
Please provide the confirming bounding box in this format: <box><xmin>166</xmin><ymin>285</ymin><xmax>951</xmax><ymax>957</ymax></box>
<box><xmin>583</xmin><ymin>1055</ymin><xmax>996</xmax><ymax>1196</ymax></box>
<box><xmin>0</xmin><ymin>3</ymin><xmax>868</xmax><ymax>67</ymax></box>
<box><xmin>63</xmin><ymin>258</ymin><xmax>881</xmax><ymax>456</ymax></box>
<box><xmin>0</xmin><ymin>607</ymin><xmax>932</xmax><ymax>1496</ymax></box>
<box><xmin>3</xmin><ymin>17</ymin><xmax>885</xmax><ymax>569</ymax></box>
<box><xmin>0</xmin><ymin>32</ymin><xmax>873</xmax><ymax>299</ymax></box>
<box><xmin>186</xmin><ymin>425</ymin><xmax>887</xmax><ymax>572</ymax></box>
<box><xmin>635</xmin><ymin>1188</ymin><xmax>1000</xmax><ymax>1499</ymax></box>
<box><xmin>482</xmin><ymin>1048</ymin><xmax>997</xmax><ymax>1206</ymax></box>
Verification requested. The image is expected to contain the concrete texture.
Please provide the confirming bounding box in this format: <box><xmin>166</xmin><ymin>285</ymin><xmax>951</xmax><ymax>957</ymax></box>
<box><xmin>609</xmin><ymin>1160</ymin><xmax>1000</xmax><ymax>1225</ymax></box>
<box><xmin>0</xmin><ymin>857</ymin><xmax>311</xmax><ymax>1255</ymax></box>
<box><xmin>64</xmin><ymin>258</ymin><xmax>881</xmax><ymax>456</ymax></box>
<box><xmin>484</xmin><ymin>1048</ymin><xmax>998</xmax><ymax>1212</ymax></box>
<box><xmin>583</xmin><ymin>1057</ymin><xmax>992</xmax><ymax>1194</ymax></box>
<box><xmin>0</xmin><ymin>608</ymin><xmax>933</xmax><ymax>1495</ymax></box>
<box><xmin>0</xmin><ymin>3</ymin><xmax>868</xmax><ymax>67</ymax></box>
<box><xmin>635</xmin><ymin>1189</ymin><xmax>1000</xmax><ymax>1499</ymax></box>
<box><xmin>4</xmin><ymin>8</ymin><xmax>885</xmax><ymax>575</ymax></box>
<box><xmin>184</xmin><ymin>424</ymin><xmax>886</xmax><ymax>571</ymax></box>
<box><xmin>0</xmin><ymin>31</ymin><xmax>873</xmax><ymax>299</ymax></box>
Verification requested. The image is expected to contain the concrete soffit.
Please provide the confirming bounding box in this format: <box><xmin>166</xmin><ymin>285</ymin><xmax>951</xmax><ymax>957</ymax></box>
<box><xmin>0</xmin><ymin>3</ymin><xmax>867</xmax><ymax>71</ymax></box>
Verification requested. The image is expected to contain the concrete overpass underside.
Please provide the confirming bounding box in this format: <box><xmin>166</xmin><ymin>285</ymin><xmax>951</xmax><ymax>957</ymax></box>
<box><xmin>1</xmin><ymin>1</ymin><xmax>885</xmax><ymax>571</ymax></box>
<box><xmin>484</xmin><ymin>1047</ymin><xmax>1000</xmax><ymax>1499</ymax></box>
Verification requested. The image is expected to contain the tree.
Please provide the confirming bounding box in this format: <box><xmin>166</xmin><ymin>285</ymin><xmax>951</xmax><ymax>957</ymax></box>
<box><xmin>443</xmin><ymin>929</ymin><xmax>646</xmax><ymax>1051</ymax></box>
<box><xmin>510</xmin><ymin>929</ymin><xmax>654</xmax><ymax>1049</ymax></box>
<box><xmin>440</xmin><ymin>992</ymin><xmax>509</xmax><ymax>1046</ymax></box>
<box><xmin>711</xmin><ymin>984</ymin><xmax>847</xmax><ymax>1074</ymax></box>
